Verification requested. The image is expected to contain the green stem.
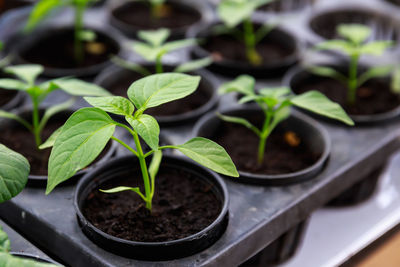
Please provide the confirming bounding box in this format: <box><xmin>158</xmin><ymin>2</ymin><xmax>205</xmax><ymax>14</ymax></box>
<box><xmin>74</xmin><ymin>3</ymin><xmax>85</xmax><ymax>64</ymax></box>
<box><xmin>347</xmin><ymin>53</ymin><xmax>359</xmax><ymax>106</ymax></box>
<box><xmin>32</xmin><ymin>98</ymin><xmax>41</xmax><ymax>148</ymax></box>
<box><xmin>151</xmin><ymin>3</ymin><xmax>163</xmax><ymax>19</ymax></box>
<box><xmin>155</xmin><ymin>53</ymin><xmax>164</xmax><ymax>74</ymax></box>
<box><xmin>110</xmin><ymin>136</ymin><xmax>138</xmax><ymax>157</ymax></box>
<box><xmin>257</xmin><ymin>109</ymin><xmax>273</xmax><ymax>164</ymax></box>
<box><xmin>243</xmin><ymin>19</ymin><xmax>262</xmax><ymax>65</ymax></box>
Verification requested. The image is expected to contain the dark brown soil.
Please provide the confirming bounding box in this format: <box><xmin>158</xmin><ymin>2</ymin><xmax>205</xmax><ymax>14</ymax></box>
<box><xmin>83</xmin><ymin>166</ymin><xmax>221</xmax><ymax>242</ymax></box>
<box><xmin>0</xmin><ymin>89</ymin><xmax>17</xmax><ymax>107</ymax></box>
<box><xmin>20</xmin><ymin>29</ymin><xmax>119</xmax><ymax>69</ymax></box>
<box><xmin>292</xmin><ymin>75</ymin><xmax>400</xmax><ymax>116</ymax></box>
<box><xmin>212</xmin><ymin>117</ymin><xmax>320</xmax><ymax>175</ymax></box>
<box><xmin>103</xmin><ymin>70</ymin><xmax>211</xmax><ymax>117</ymax></box>
<box><xmin>202</xmin><ymin>27</ymin><xmax>294</xmax><ymax>65</ymax></box>
<box><xmin>112</xmin><ymin>1</ymin><xmax>201</xmax><ymax>30</ymax></box>
<box><xmin>0</xmin><ymin>113</ymin><xmax>111</xmax><ymax>176</ymax></box>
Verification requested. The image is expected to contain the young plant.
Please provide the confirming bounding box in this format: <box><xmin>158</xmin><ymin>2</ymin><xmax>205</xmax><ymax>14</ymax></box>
<box><xmin>216</xmin><ymin>0</ymin><xmax>277</xmax><ymax>65</ymax></box>
<box><xmin>25</xmin><ymin>0</ymin><xmax>99</xmax><ymax>63</ymax></box>
<box><xmin>310</xmin><ymin>23</ymin><xmax>394</xmax><ymax>105</ymax></box>
<box><xmin>148</xmin><ymin>0</ymin><xmax>167</xmax><ymax>18</ymax></box>
<box><xmin>46</xmin><ymin>73</ymin><xmax>238</xmax><ymax>211</ymax></box>
<box><xmin>219</xmin><ymin>75</ymin><xmax>354</xmax><ymax>164</ymax></box>
<box><xmin>0</xmin><ymin>64</ymin><xmax>110</xmax><ymax>149</ymax></box>
<box><xmin>112</xmin><ymin>28</ymin><xmax>212</xmax><ymax>75</ymax></box>
<box><xmin>0</xmin><ymin>144</ymin><xmax>57</xmax><ymax>266</ymax></box>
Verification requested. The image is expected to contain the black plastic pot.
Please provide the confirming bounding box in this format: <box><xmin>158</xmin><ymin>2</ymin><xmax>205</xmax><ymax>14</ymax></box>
<box><xmin>0</xmin><ymin>90</ymin><xmax>23</xmax><ymax>111</ymax></box>
<box><xmin>95</xmin><ymin>64</ymin><xmax>219</xmax><ymax>126</ymax></box>
<box><xmin>10</xmin><ymin>25</ymin><xmax>122</xmax><ymax>78</ymax></box>
<box><xmin>108</xmin><ymin>0</ymin><xmax>204</xmax><ymax>39</ymax></box>
<box><xmin>194</xmin><ymin>107</ymin><xmax>330</xmax><ymax>185</ymax></box>
<box><xmin>0</xmin><ymin>0</ymin><xmax>34</xmax><ymax>15</ymax></box>
<box><xmin>11</xmin><ymin>252</ymin><xmax>60</xmax><ymax>265</ymax></box>
<box><xmin>0</xmin><ymin>108</ymin><xmax>117</xmax><ymax>185</ymax></box>
<box><xmin>74</xmin><ymin>154</ymin><xmax>229</xmax><ymax>261</ymax></box>
<box><xmin>241</xmin><ymin>220</ymin><xmax>308</xmax><ymax>266</ymax></box>
<box><xmin>189</xmin><ymin>21</ymin><xmax>302</xmax><ymax>78</ymax></box>
<box><xmin>284</xmin><ymin>64</ymin><xmax>400</xmax><ymax>125</ymax></box>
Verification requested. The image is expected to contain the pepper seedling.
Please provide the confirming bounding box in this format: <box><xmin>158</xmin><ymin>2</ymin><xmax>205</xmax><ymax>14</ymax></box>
<box><xmin>218</xmin><ymin>75</ymin><xmax>354</xmax><ymax>164</ymax></box>
<box><xmin>310</xmin><ymin>23</ymin><xmax>394</xmax><ymax>106</ymax></box>
<box><xmin>0</xmin><ymin>64</ymin><xmax>110</xmax><ymax>149</ymax></box>
<box><xmin>25</xmin><ymin>0</ymin><xmax>99</xmax><ymax>63</ymax></box>
<box><xmin>215</xmin><ymin>0</ymin><xmax>277</xmax><ymax>65</ymax></box>
<box><xmin>147</xmin><ymin>0</ymin><xmax>167</xmax><ymax>18</ymax></box>
<box><xmin>112</xmin><ymin>28</ymin><xmax>212</xmax><ymax>75</ymax></box>
<box><xmin>0</xmin><ymin>144</ymin><xmax>58</xmax><ymax>266</ymax></box>
<box><xmin>46</xmin><ymin>73</ymin><xmax>238</xmax><ymax>211</ymax></box>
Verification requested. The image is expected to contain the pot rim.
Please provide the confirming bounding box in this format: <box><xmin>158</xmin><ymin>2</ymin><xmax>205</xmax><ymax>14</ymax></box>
<box><xmin>73</xmin><ymin>154</ymin><xmax>229</xmax><ymax>247</ymax></box>
<box><xmin>10</xmin><ymin>252</ymin><xmax>60</xmax><ymax>264</ymax></box>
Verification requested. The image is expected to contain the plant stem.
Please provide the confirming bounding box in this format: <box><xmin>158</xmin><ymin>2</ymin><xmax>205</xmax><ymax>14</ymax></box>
<box><xmin>74</xmin><ymin>3</ymin><xmax>85</xmax><ymax>64</ymax></box>
<box><xmin>155</xmin><ymin>53</ymin><xmax>163</xmax><ymax>73</ymax></box>
<box><xmin>151</xmin><ymin>3</ymin><xmax>163</xmax><ymax>19</ymax></box>
<box><xmin>243</xmin><ymin>19</ymin><xmax>262</xmax><ymax>66</ymax></box>
<box><xmin>32</xmin><ymin>98</ymin><xmax>42</xmax><ymax>148</ymax></box>
<box><xmin>133</xmin><ymin>132</ymin><xmax>152</xmax><ymax>211</ymax></box>
<box><xmin>257</xmin><ymin>109</ymin><xmax>273</xmax><ymax>164</ymax></box>
<box><xmin>347</xmin><ymin>53</ymin><xmax>359</xmax><ymax>106</ymax></box>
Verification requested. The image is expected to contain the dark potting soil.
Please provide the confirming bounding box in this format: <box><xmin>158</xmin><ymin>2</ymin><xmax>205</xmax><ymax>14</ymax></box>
<box><xmin>20</xmin><ymin>29</ymin><xmax>119</xmax><ymax>69</ymax></box>
<box><xmin>213</xmin><ymin>118</ymin><xmax>320</xmax><ymax>175</ymax></box>
<box><xmin>112</xmin><ymin>1</ymin><xmax>201</xmax><ymax>30</ymax></box>
<box><xmin>202</xmin><ymin>33</ymin><xmax>293</xmax><ymax>65</ymax></box>
<box><xmin>0</xmin><ymin>114</ymin><xmax>111</xmax><ymax>176</ymax></box>
<box><xmin>83</xmin><ymin>166</ymin><xmax>221</xmax><ymax>242</ymax></box>
<box><xmin>104</xmin><ymin>71</ymin><xmax>211</xmax><ymax>117</ymax></box>
<box><xmin>293</xmin><ymin>76</ymin><xmax>400</xmax><ymax>116</ymax></box>
<box><xmin>0</xmin><ymin>89</ymin><xmax>17</xmax><ymax>107</ymax></box>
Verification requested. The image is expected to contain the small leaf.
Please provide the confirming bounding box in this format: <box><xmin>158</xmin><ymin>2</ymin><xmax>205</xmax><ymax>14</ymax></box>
<box><xmin>53</xmin><ymin>79</ymin><xmax>110</xmax><ymax>97</ymax></box>
<box><xmin>138</xmin><ymin>28</ymin><xmax>170</xmax><ymax>47</ymax></box>
<box><xmin>360</xmin><ymin>41</ymin><xmax>393</xmax><ymax>56</ymax></box>
<box><xmin>25</xmin><ymin>0</ymin><xmax>62</xmax><ymax>32</ymax></box>
<box><xmin>39</xmin><ymin>126</ymin><xmax>63</xmax><ymax>150</ymax></box>
<box><xmin>111</xmin><ymin>56</ymin><xmax>151</xmax><ymax>77</ymax></box>
<box><xmin>0</xmin><ymin>226</ymin><xmax>10</xmax><ymax>253</ymax></box>
<box><xmin>358</xmin><ymin>65</ymin><xmax>392</xmax><ymax>87</ymax></box>
<box><xmin>133</xmin><ymin>41</ymin><xmax>160</xmax><ymax>61</ymax></box>
<box><xmin>307</xmin><ymin>66</ymin><xmax>348</xmax><ymax>83</ymax></box>
<box><xmin>100</xmin><ymin>186</ymin><xmax>146</xmax><ymax>201</ymax></box>
<box><xmin>0</xmin><ymin>111</ymin><xmax>31</xmax><ymax>131</ymax></box>
<box><xmin>392</xmin><ymin>66</ymin><xmax>400</xmax><ymax>93</ymax></box>
<box><xmin>238</xmin><ymin>94</ymin><xmax>265</xmax><ymax>104</ymax></box>
<box><xmin>149</xmin><ymin>150</ymin><xmax>162</xmax><ymax>183</ymax></box>
<box><xmin>38</xmin><ymin>98</ymin><xmax>75</xmax><ymax>134</ymax></box>
<box><xmin>0</xmin><ymin>144</ymin><xmax>30</xmax><ymax>203</ymax></box>
<box><xmin>5</xmin><ymin>65</ymin><xmax>43</xmax><ymax>85</ymax></box>
<box><xmin>85</xmin><ymin>96</ymin><xmax>135</xmax><ymax>116</ymax></box>
<box><xmin>291</xmin><ymin>91</ymin><xmax>354</xmax><ymax>125</ymax></box>
<box><xmin>127</xmin><ymin>73</ymin><xmax>200</xmax><ymax>111</ymax></box>
<box><xmin>337</xmin><ymin>23</ymin><xmax>371</xmax><ymax>44</ymax></box>
<box><xmin>174</xmin><ymin>137</ymin><xmax>239</xmax><ymax>177</ymax></box>
<box><xmin>161</xmin><ymin>39</ymin><xmax>197</xmax><ymax>52</ymax></box>
<box><xmin>0</xmin><ymin>252</ymin><xmax>59</xmax><ymax>266</ymax></box>
<box><xmin>78</xmin><ymin>30</ymin><xmax>97</xmax><ymax>42</ymax></box>
<box><xmin>47</xmin><ymin>108</ymin><xmax>116</xmax><ymax>194</ymax></box>
<box><xmin>126</xmin><ymin>114</ymin><xmax>159</xmax><ymax>151</ymax></box>
<box><xmin>0</xmin><ymin>79</ymin><xmax>28</xmax><ymax>91</ymax></box>
<box><xmin>174</xmin><ymin>57</ymin><xmax>213</xmax><ymax>73</ymax></box>
<box><xmin>217</xmin><ymin>113</ymin><xmax>260</xmax><ymax>136</ymax></box>
<box><xmin>269</xmin><ymin>106</ymin><xmax>290</xmax><ymax>132</ymax></box>
<box><xmin>315</xmin><ymin>40</ymin><xmax>355</xmax><ymax>55</ymax></box>
<box><xmin>219</xmin><ymin>75</ymin><xmax>255</xmax><ymax>96</ymax></box>
<box><xmin>259</xmin><ymin>87</ymin><xmax>291</xmax><ymax>98</ymax></box>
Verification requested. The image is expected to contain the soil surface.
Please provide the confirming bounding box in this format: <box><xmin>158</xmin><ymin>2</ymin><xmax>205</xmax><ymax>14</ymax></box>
<box><xmin>0</xmin><ymin>89</ymin><xmax>17</xmax><ymax>108</ymax></box>
<box><xmin>83</xmin><ymin>166</ymin><xmax>221</xmax><ymax>242</ymax></box>
<box><xmin>292</xmin><ymin>75</ymin><xmax>400</xmax><ymax>116</ymax></box>
<box><xmin>112</xmin><ymin>1</ymin><xmax>201</xmax><ymax>30</ymax></box>
<box><xmin>202</xmin><ymin>28</ymin><xmax>294</xmax><ymax>65</ymax></box>
<box><xmin>102</xmin><ymin>70</ymin><xmax>211</xmax><ymax>117</ymax></box>
<box><xmin>212</xmin><ymin>116</ymin><xmax>320</xmax><ymax>175</ymax></box>
<box><xmin>0</xmin><ymin>113</ymin><xmax>111</xmax><ymax>176</ymax></box>
<box><xmin>20</xmin><ymin>29</ymin><xmax>119</xmax><ymax>69</ymax></box>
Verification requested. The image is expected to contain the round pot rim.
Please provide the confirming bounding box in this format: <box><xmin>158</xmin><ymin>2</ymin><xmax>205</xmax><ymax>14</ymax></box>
<box><xmin>283</xmin><ymin>63</ymin><xmax>400</xmax><ymax>124</ymax></box>
<box><xmin>10</xmin><ymin>252</ymin><xmax>59</xmax><ymax>264</ymax></box>
<box><xmin>94</xmin><ymin>64</ymin><xmax>220</xmax><ymax>125</ymax></box>
<box><xmin>193</xmin><ymin>106</ymin><xmax>331</xmax><ymax>181</ymax></box>
<box><xmin>12</xmin><ymin>24</ymin><xmax>125</xmax><ymax>77</ymax></box>
<box><xmin>73</xmin><ymin>154</ymin><xmax>229</xmax><ymax>247</ymax></box>
<box><xmin>108</xmin><ymin>0</ymin><xmax>205</xmax><ymax>37</ymax></box>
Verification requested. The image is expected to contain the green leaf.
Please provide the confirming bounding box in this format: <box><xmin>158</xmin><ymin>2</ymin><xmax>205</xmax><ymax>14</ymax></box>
<box><xmin>0</xmin><ymin>144</ymin><xmax>29</xmax><ymax>203</ymax></box>
<box><xmin>25</xmin><ymin>0</ymin><xmax>62</xmax><ymax>32</ymax></box>
<box><xmin>219</xmin><ymin>75</ymin><xmax>255</xmax><ymax>96</ymax></box>
<box><xmin>100</xmin><ymin>186</ymin><xmax>146</xmax><ymax>201</ymax></box>
<box><xmin>269</xmin><ymin>106</ymin><xmax>290</xmax><ymax>132</ymax></box>
<box><xmin>307</xmin><ymin>66</ymin><xmax>348</xmax><ymax>83</ymax></box>
<box><xmin>174</xmin><ymin>137</ymin><xmax>239</xmax><ymax>177</ymax></box>
<box><xmin>5</xmin><ymin>65</ymin><xmax>43</xmax><ymax>85</ymax></box>
<box><xmin>127</xmin><ymin>73</ymin><xmax>200</xmax><ymax>111</ymax></box>
<box><xmin>149</xmin><ymin>150</ymin><xmax>162</xmax><ymax>184</ymax></box>
<box><xmin>238</xmin><ymin>94</ymin><xmax>266</xmax><ymax>104</ymax></box>
<box><xmin>39</xmin><ymin>126</ymin><xmax>63</xmax><ymax>150</ymax></box>
<box><xmin>290</xmin><ymin>91</ymin><xmax>354</xmax><ymax>125</ymax></box>
<box><xmin>259</xmin><ymin>87</ymin><xmax>291</xmax><ymax>98</ymax></box>
<box><xmin>392</xmin><ymin>66</ymin><xmax>400</xmax><ymax>93</ymax></box>
<box><xmin>126</xmin><ymin>114</ymin><xmax>159</xmax><ymax>151</ymax></box>
<box><xmin>52</xmin><ymin>79</ymin><xmax>110</xmax><ymax>97</ymax></box>
<box><xmin>358</xmin><ymin>65</ymin><xmax>392</xmax><ymax>87</ymax></box>
<box><xmin>315</xmin><ymin>40</ymin><xmax>355</xmax><ymax>55</ymax></box>
<box><xmin>132</xmin><ymin>41</ymin><xmax>160</xmax><ymax>61</ymax></box>
<box><xmin>161</xmin><ymin>39</ymin><xmax>197</xmax><ymax>52</ymax></box>
<box><xmin>174</xmin><ymin>57</ymin><xmax>213</xmax><ymax>73</ymax></box>
<box><xmin>337</xmin><ymin>23</ymin><xmax>371</xmax><ymax>44</ymax></box>
<box><xmin>47</xmin><ymin>108</ymin><xmax>116</xmax><ymax>194</ymax></box>
<box><xmin>0</xmin><ymin>111</ymin><xmax>31</xmax><ymax>131</ymax></box>
<box><xmin>217</xmin><ymin>113</ymin><xmax>260</xmax><ymax>136</ymax></box>
<box><xmin>0</xmin><ymin>79</ymin><xmax>28</xmax><ymax>91</ymax></box>
<box><xmin>110</xmin><ymin>56</ymin><xmax>151</xmax><ymax>77</ymax></box>
<box><xmin>78</xmin><ymin>30</ymin><xmax>97</xmax><ymax>42</ymax></box>
<box><xmin>84</xmin><ymin>96</ymin><xmax>135</xmax><ymax>116</ymax></box>
<box><xmin>0</xmin><ymin>226</ymin><xmax>10</xmax><ymax>253</ymax></box>
<box><xmin>38</xmin><ymin>98</ymin><xmax>75</xmax><ymax>134</ymax></box>
<box><xmin>0</xmin><ymin>252</ymin><xmax>59</xmax><ymax>267</ymax></box>
<box><xmin>138</xmin><ymin>28</ymin><xmax>170</xmax><ymax>47</ymax></box>
<box><xmin>360</xmin><ymin>41</ymin><xmax>393</xmax><ymax>56</ymax></box>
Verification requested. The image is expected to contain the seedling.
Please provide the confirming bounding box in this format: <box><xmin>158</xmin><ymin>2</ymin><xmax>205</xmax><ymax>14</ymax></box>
<box><xmin>46</xmin><ymin>73</ymin><xmax>238</xmax><ymax>211</ymax></box>
<box><xmin>112</xmin><ymin>28</ymin><xmax>212</xmax><ymax>75</ymax></box>
<box><xmin>216</xmin><ymin>0</ymin><xmax>277</xmax><ymax>65</ymax></box>
<box><xmin>310</xmin><ymin>23</ymin><xmax>394</xmax><ymax>105</ymax></box>
<box><xmin>0</xmin><ymin>64</ymin><xmax>110</xmax><ymax>149</ymax></box>
<box><xmin>0</xmin><ymin>144</ymin><xmax>57</xmax><ymax>266</ymax></box>
<box><xmin>219</xmin><ymin>75</ymin><xmax>354</xmax><ymax>164</ymax></box>
<box><xmin>25</xmin><ymin>0</ymin><xmax>99</xmax><ymax>63</ymax></box>
<box><xmin>147</xmin><ymin>0</ymin><xmax>167</xmax><ymax>18</ymax></box>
